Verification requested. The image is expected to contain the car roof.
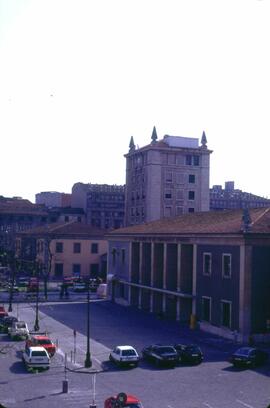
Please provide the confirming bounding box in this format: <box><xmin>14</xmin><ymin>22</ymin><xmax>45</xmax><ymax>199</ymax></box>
<box><xmin>109</xmin><ymin>395</ymin><xmax>140</xmax><ymax>403</ymax></box>
<box><xmin>116</xmin><ymin>345</ymin><xmax>136</xmax><ymax>350</ymax></box>
<box><xmin>31</xmin><ymin>335</ymin><xmax>50</xmax><ymax>340</ymax></box>
<box><xmin>235</xmin><ymin>347</ymin><xmax>256</xmax><ymax>352</ymax></box>
<box><xmin>28</xmin><ymin>346</ymin><xmax>47</xmax><ymax>352</ymax></box>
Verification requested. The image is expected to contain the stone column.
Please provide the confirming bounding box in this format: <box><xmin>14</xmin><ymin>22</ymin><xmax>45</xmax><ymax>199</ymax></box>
<box><xmin>163</xmin><ymin>243</ymin><xmax>167</xmax><ymax>290</ymax></box>
<box><xmin>176</xmin><ymin>297</ymin><xmax>181</xmax><ymax>321</ymax></box>
<box><xmin>163</xmin><ymin>243</ymin><xmax>167</xmax><ymax>314</ymax></box>
<box><xmin>192</xmin><ymin>244</ymin><xmax>197</xmax><ymax>315</ymax></box>
<box><xmin>239</xmin><ymin>244</ymin><xmax>252</xmax><ymax>342</ymax></box>
<box><xmin>150</xmin><ymin>242</ymin><xmax>154</xmax><ymax>312</ymax></box>
<box><xmin>128</xmin><ymin>241</ymin><xmax>132</xmax><ymax>304</ymax></box>
<box><xmin>139</xmin><ymin>242</ymin><xmax>143</xmax><ymax>284</ymax></box>
<box><xmin>177</xmin><ymin>243</ymin><xmax>182</xmax><ymax>291</ymax></box>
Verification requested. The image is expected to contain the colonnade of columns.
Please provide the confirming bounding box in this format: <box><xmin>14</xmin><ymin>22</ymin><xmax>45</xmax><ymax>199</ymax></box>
<box><xmin>126</xmin><ymin>241</ymin><xmax>196</xmax><ymax>322</ymax></box>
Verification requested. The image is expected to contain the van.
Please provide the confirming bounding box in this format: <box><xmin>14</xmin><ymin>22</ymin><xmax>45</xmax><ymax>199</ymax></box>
<box><xmin>97</xmin><ymin>283</ymin><xmax>107</xmax><ymax>298</ymax></box>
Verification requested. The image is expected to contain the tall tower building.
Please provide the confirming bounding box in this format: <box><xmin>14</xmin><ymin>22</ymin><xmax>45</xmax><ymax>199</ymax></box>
<box><xmin>124</xmin><ymin>127</ymin><xmax>212</xmax><ymax>226</ymax></box>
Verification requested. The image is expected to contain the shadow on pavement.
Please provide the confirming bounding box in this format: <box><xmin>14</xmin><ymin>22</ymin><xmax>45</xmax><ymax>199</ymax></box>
<box><xmin>9</xmin><ymin>361</ymin><xmax>25</xmax><ymax>374</ymax></box>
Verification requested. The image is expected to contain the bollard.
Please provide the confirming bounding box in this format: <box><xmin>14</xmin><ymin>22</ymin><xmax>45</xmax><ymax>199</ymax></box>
<box><xmin>62</xmin><ymin>379</ymin><xmax>68</xmax><ymax>393</ymax></box>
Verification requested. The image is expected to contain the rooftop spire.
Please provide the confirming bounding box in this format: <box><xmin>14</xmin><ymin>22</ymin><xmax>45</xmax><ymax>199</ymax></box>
<box><xmin>201</xmin><ymin>131</ymin><xmax>207</xmax><ymax>148</ymax></box>
<box><xmin>151</xmin><ymin>126</ymin><xmax>158</xmax><ymax>144</ymax></box>
<box><xmin>129</xmin><ymin>136</ymin><xmax>135</xmax><ymax>151</ymax></box>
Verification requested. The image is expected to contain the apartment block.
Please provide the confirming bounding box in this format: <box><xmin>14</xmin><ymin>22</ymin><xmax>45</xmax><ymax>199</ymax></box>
<box><xmin>124</xmin><ymin>127</ymin><xmax>212</xmax><ymax>226</ymax></box>
<box><xmin>72</xmin><ymin>183</ymin><xmax>125</xmax><ymax>229</ymax></box>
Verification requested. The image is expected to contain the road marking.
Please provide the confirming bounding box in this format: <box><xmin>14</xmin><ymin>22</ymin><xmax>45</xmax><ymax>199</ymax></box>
<box><xmin>203</xmin><ymin>403</ymin><xmax>215</xmax><ymax>408</ymax></box>
<box><xmin>236</xmin><ymin>400</ymin><xmax>254</xmax><ymax>408</ymax></box>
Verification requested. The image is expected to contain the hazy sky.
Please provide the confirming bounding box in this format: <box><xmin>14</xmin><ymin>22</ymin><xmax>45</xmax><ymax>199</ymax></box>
<box><xmin>1</xmin><ymin>0</ymin><xmax>269</xmax><ymax>203</ymax></box>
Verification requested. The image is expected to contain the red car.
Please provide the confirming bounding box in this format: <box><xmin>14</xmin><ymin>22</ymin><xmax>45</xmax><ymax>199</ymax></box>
<box><xmin>0</xmin><ymin>306</ymin><xmax>8</xmax><ymax>318</ymax></box>
<box><xmin>26</xmin><ymin>334</ymin><xmax>57</xmax><ymax>357</ymax></box>
<box><xmin>104</xmin><ymin>393</ymin><xmax>143</xmax><ymax>408</ymax></box>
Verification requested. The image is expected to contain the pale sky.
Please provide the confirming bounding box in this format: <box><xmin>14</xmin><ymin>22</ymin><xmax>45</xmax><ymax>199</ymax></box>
<box><xmin>1</xmin><ymin>0</ymin><xmax>269</xmax><ymax>203</ymax></box>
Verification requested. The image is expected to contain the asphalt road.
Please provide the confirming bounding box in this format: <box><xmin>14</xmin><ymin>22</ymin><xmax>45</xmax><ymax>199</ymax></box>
<box><xmin>0</xmin><ymin>300</ymin><xmax>270</xmax><ymax>408</ymax></box>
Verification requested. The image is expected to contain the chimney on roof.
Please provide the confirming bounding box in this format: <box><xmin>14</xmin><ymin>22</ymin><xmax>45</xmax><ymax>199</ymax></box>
<box><xmin>241</xmin><ymin>208</ymin><xmax>252</xmax><ymax>233</ymax></box>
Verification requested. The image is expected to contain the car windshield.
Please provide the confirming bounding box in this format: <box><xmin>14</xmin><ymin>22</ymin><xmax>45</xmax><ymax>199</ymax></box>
<box><xmin>17</xmin><ymin>323</ymin><xmax>26</xmax><ymax>328</ymax></box>
<box><xmin>157</xmin><ymin>347</ymin><xmax>176</xmax><ymax>354</ymax></box>
<box><xmin>122</xmin><ymin>349</ymin><xmax>136</xmax><ymax>356</ymax></box>
<box><xmin>235</xmin><ymin>347</ymin><xmax>251</xmax><ymax>355</ymax></box>
<box><xmin>124</xmin><ymin>404</ymin><xmax>142</xmax><ymax>408</ymax></box>
<box><xmin>37</xmin><ymin>339</ymin><xmax>52</xmax><ymax>345</ymax></box>
<box><xmin>32</xmin><ymin>351</ymin><xmax>47</xmax><ymax>357</ymax></box>
<box><xmin>186</xmin><ymin>345</ymin><xmax>201</xmax><ymax>353</ymax></box>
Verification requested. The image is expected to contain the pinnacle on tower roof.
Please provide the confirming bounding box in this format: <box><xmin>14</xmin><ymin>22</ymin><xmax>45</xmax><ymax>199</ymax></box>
<box><xmin>151</xmin><ymin>126</ymin><xmax>158</xmax><ymax>144</ymax></box>
<box><xmin>129</xmin><ymin>136</ymin><xmax>135</xmax><ymax>151</ymax></box>
<box><xmin>201</xmin><ymin>131</ymin><xmax>207</xmax><ymax>147</ymax></box>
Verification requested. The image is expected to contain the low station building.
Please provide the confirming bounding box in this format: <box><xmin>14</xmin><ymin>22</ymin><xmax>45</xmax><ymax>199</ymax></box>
<box><xmin>107</xmin><ymin>207</ymin><xmax>270</xmax><ymax>343</ymax></box>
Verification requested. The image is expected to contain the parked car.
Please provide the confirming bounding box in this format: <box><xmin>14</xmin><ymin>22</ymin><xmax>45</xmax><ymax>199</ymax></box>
<box><xmin>104</xmin><ymin>393</ymin><xmax>143</xmax><ymax>408</ymax></box>
<box><xmin>174</xmin><ymin>343</ymin><xmax>203</xmax><ymax>364</ymax></box>
<box><xmin>63</xmin><ymin>277</ymin><xmax>74</xmax><ymax>287</ymax></box>
<box><xmin>73</xmin><ymin>281</ymin><xmax>87</xmax><ymax>292</ymax></box>
<box><xmin>26</xmin><ymin>334</ymin><xmax>57</xmax><ymax>357</ymax></box>
<box><xmin>6</xmin><ymin>283</ymin><xmax>19</xmax><ymax>292</ymax></box>
<box><xmin>17</xmin><ymin>276</ymin><xmax>30</xmax><ymax>287</ymax></box>
<box><xmin>22</xmin><ymin>346</ymin><xmax>50</xmax><ymax>370</ymax></box>
<box><xmin>141</xmin><ymin>344</ymin><xmax>178</xmax><ymax>367</ymax></box>
<box><xmin>0</xmin><ymin>316</ymin><xmax>18</xmax><ymax>333</ymax></box>
<box><xmin>109</xmin><ymin>345</ymin><xmax>140</xmax><ymax>368</ymax></box>
<box><xmin>0</xmin><ymin>305</ymin><xmax>8</xmax><ymax>318</ymax></box>
<box><xmin>229</xmin><ymin>347</ymin><xmax>268</xmax><ymax>368</ymax></box>
<box><xmin>27</xmin><ymin>278</ymin><xmax>38</xmax><ymax>292</ymax></box>
<box><xmin>8</xmin><ymin>320</ymin><xmax>29</xmax><ymax>340</ymax></box>
<box><xmin>97</xmin><ymin>283</ymin><xmax>107</xmax><ymax>298</ymax></box>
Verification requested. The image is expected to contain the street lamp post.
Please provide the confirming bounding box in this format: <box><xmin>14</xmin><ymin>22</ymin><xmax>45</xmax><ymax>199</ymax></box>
<box><xmin>8</xmin><ymin>268</ymin><xmax>15</xmax><ymax>312</ymax></box>
<box><xmin>84</xmin><ymin>279</ymin><xmax>92</xmax><ymax>368</ymax></box>
<box><xmin>8</xmin><ymin>257</ymin><xmax>16</xmax><ymax>312</ymax></box>
<box><xmin>34</xmin><ymin>263</ymin><xmax>40</xmax><ymax>332</ymax></box>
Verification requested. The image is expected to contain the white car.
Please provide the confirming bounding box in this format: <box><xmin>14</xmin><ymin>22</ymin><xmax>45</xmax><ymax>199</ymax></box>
<box><xmin>109</xmin><ymin>345</ymin><xmax>140</xmax><ymax>367</ymax></box>
<box><xmin>8</xmin><ymin>321</ymin><xmax>29</xmax><ymax>340</ymax></box>
<box><xmin>22</xmin><ymin>346</ymin><xmax>50</xmax><ymax>370</ymax></box>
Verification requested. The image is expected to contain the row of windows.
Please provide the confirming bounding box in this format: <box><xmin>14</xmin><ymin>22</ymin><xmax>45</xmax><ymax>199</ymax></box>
<box><xmin>164</xmin><ymin>190</ymin><xmax>195</xmax><ymax>200</ymax></box>
<box><xmin>54</xmin><ymin>262</ymin><xmax>99</xmax><ymax>277</ymax></box>
<box><xmin>164</xmin><ymin>207</ymin><xmax>194</xmax><ymax>216</ymax></box>
<box><xmin>165</xmin><ymin>173</ymin><xmax>196</xmax><ymax>184</ymax></box>
<box><xmin>203</xmin><ymin>253</ymin><xmax>232</xmax><ymax>278</ymax></box>
<box><xmin>162</xmin><ymin>153</ymin><xmax>200</xmax><ymax>166</ymax></box>
<box><xmin>202</xmin><ymin>297</ymin><xmax>232</xmax><ymax>328</ymax></box>
<box><xmin>56</xmin><ymin>242</ymin><xmax>99</xmax><ymax>254</ymax></box>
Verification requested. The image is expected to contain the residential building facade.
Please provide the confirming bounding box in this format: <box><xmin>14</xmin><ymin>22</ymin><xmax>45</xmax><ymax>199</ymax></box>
<box><xmin>0</xmin><ymin>197</ymin><xmax>48</xmax><ymax>252</ymax></box>
<box><xmin>35</xmin><ymin>191</ymin><xmax>72</xmax><ymax>207</ymax></box>
<box><xmin>16</xmin><ymin>222</ymin><xmax>108</xmax><ymax>281</ymax></box>
<box><xmin>107</xmin><ymin>208</ymin><xmax>270</xmax><ymax>342</ymax></box>
<box><xmin>210</xmin><ymin>181</ymin><xmax>270</xmax><ymax>210</ymax></box>
<box><xmin>124</xmin><ymin>127</ymin><xmax>212</xmax><ymax>226</ymax></box>
<box><xmin>71</xmin><ymin>183</ymin><xmax>125</xmax><ymax>229</ymax></box>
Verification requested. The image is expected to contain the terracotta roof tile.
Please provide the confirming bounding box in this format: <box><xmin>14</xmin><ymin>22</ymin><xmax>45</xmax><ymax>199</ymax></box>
<box><xmin>108</xmin><ymin>208</ymin><xmax>270</xmax><ymax>236</ymax></box>
<box><xmin>19</xmin><ymin>221</ymin><xmax>107</xmax><ymax>237</ymax></box>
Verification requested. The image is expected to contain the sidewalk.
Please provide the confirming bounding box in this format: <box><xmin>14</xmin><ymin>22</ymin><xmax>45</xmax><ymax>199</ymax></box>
<box><xmin>3</xmin><ymin>299</ymin><xmax>106</xmax><ymax>375</ymax></box>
